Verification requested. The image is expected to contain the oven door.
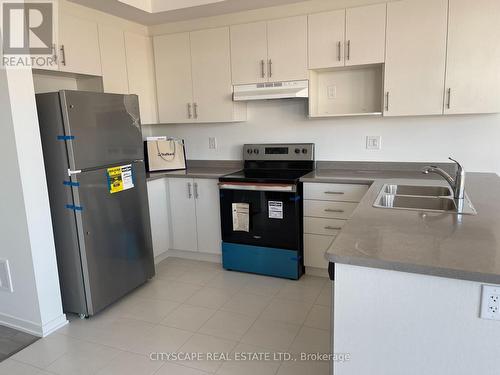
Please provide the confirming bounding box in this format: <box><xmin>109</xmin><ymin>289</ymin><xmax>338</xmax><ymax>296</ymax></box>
<box><xmin>219</xmin><ymin>182</ymin><xmax>302</xmax><ymax>251</ymax></box>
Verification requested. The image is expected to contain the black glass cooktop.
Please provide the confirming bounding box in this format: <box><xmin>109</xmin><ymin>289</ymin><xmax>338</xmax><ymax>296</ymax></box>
<box><xmin>219</xmin><ymin>168</ymin><xmax>311</xmax><ymax>184</ymax></box>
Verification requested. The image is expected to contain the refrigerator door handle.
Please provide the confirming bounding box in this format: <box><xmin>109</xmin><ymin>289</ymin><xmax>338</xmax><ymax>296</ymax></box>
<box><xmin>68</xmin><ymin>169</ymin><xmax>82</xmax><ymax>176</ymax></box>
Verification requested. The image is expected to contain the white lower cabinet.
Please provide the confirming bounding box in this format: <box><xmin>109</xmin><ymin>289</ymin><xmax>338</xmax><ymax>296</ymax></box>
<box><xmin>168</xmin><ymin>178</ymin><xmax>222</xmax><ymax>255</ymax></box>
<box><xmin>147</xmin><ymin>178</ymin><xmax>170</xmax><ymax>259</ymax></box>
<box><xmin>304</xmin><ymin>183</ymin><xmax>368</xmax><ymax>269</ymax></box>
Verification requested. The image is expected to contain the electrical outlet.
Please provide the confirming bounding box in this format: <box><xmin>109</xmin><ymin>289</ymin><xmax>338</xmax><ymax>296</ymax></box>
<box><xmin>208</xmin><ymin>137</ymin><xmax>217</xmax><ymax>150</ymax></box>
<box><xmin>0</xmin><ymin>259</ymin><xmax>13</xmax><ymax>293</ymax></box>
<box><xmin>366</xmin><ymin>136</ymin><xmax>381</xmax><ymax>150</ymax></box>
<box><xmin>480</xmin><ymin>285</ymin><xmax>500</xmax><ymax>320</ymax></box>
<box><xmin>327</xmin><ymin>85</ymin><xmax>337</xmax><ymax>99</ymax></box>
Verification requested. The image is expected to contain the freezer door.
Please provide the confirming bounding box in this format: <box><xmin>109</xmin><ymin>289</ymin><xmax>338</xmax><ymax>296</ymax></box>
<box><xmin>60</xmin><ymin>91</ymin><xmax>143</xmax><ymax>170</ymax></box>
<box><xmin>73</xmin><ymin>161</ymin><xmax>154</xmax><ymax>315</ymax></box>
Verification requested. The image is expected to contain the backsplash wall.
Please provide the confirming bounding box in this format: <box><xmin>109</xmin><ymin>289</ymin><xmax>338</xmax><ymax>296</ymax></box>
<box><xmin>143</xmin><ymin>99</ymin><xmax>500</xmax><ymax>174</ymax></box>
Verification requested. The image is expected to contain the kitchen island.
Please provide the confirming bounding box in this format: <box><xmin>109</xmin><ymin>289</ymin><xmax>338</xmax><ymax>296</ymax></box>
<box><xmin>307</xmin><ymin>169</ymin><xmax>500</xmax><ymax>375</ymax></box>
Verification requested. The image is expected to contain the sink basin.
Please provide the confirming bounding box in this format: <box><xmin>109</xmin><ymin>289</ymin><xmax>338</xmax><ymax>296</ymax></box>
<box><xmin>375</xmin><ymin>195</ymin><xmax>457</xmax><ymax>212</ymax></box>
<box><xmin>383</xmin><ymin>184</ymin><xmax>452</xmax><ymax>197</ymax></box>
<box><xmin>373</xmin><ymin>184</ymin><xmax>477</xmax><ymax>215</ymax></box>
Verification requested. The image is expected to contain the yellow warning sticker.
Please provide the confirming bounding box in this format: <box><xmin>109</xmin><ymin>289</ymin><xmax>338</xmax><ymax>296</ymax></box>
<box><xmin>107</xmin><ymin>165</ymin><xmax>134</xmax><ymax>194</ymax></box>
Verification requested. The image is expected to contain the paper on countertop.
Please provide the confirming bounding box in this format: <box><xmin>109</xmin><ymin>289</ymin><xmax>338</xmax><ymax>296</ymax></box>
<box><xmin>232</xmin><ymin>203</ymin><xmax>250</xmax><ymax>232</ymax></box>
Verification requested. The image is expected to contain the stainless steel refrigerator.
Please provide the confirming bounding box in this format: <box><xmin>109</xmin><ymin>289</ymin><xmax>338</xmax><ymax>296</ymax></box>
<box><xmin>36</xmin><ymin>90</ymin><xmax>155</xmax><ymax>317</ymax></box>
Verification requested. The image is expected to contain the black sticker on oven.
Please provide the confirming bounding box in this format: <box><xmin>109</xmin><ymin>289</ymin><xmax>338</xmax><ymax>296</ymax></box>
<box><xmin>268</xmin><ymin>201</ymin><xmax>283</xmax><ymax>219</ymax></box>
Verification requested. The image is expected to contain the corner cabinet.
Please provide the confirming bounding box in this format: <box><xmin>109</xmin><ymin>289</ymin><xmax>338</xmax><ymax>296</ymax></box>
<box><xmin>168</xmin><ymin>178</ymin><xmax>222</xmax><ymax>255</ymax></box>
<box><xmin>154</xmin><ymin>27</ymin><xmax>246</xmax><ymax>124</ymax></box>
<box><xmin>444</xmin><ymin>0</ymin><xmax>500</xmax><ymax>115</ymax></box>
<box><xmin>147</xmin><ymin>178</ymin><xmax>170</xmax><ymax>259</ymax></box>
<box><xmin>230</xmin><ymin>16</ymin><xmax>308</xmax><ymax>84</ymax></box>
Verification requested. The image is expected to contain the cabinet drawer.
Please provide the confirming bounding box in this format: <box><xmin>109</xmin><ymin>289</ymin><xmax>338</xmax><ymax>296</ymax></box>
<box><xmin>304</xmin><ymin>183</ymin><xmax>369</xmax><ymax>202</ymax></box>
<box><xmin>304</xmin><ymin>233</ymin><xmax>334</xmax><ymax>269</ymax></box>
<box><xmin>304</xmin><ymin>200</ymin><xmax>358</xmax><ymax>219</ymax></box>
<box><xmin>304</xmin><ymin>217</ymin><xmax>346</xmax><ymax>236</ymax></box>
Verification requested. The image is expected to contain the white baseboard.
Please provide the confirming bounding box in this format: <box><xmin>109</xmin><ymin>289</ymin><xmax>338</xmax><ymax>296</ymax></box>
<box><xmin>305</xmin><ymin>266</ymin><xmax>329</xmax><ymax>278</ymax></box>
<box><xmin>0</xmin><ymin>312</ymin><xmax>67</xmax><ymax>337</ymax></box>
<box><xmin>159</xmin><ymin>249</ymin><xmax>221</xmax><ymax>264</ymax></box>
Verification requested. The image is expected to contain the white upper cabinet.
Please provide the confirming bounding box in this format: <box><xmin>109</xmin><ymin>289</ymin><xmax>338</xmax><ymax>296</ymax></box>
<box><xmin>230</xmin><ymin>21</ymin><xmax>268</xmax><ymax>85</ymax></box>
<box><xmin>98</xmin><ymin>25</ymin><xmax>129</xmax><ymax>94</ymax></box>
<box><xmin>59</xmin><ymin>14</ymin><xmax>102</xmax><ymax>76</ymax></box>
<box><xmin>308</xmin><ymin>4</ymin><xmax>386</xmax><ymax>69</ymax></box>
<box><xmin>345</xmin><ymin>4</ymin><xmax>386</xmax><ymax>66</ymax></box>
<box><xmin>230</xmin><ymin>16</ymin><xmax>307</xmax><ymax>84</ymax></box>
<box><xmin>190</xmin><ymin>27</ymin><xmax>238</xmax><ymax>122</ymax></box>
<box><xmin>308</xmin><ymin>10</ymin><xmax>345</xmax><ymax>69</ymax></box>
<box><xmin>154</xmin><ymin>28</ymin><xmax>246</xmax><ymax>123</ymax></box>
<box><xmin>384</xmin><ymin>0</ymin><xmax>448</xmax><ymax>116</ymax></box>
<box><xmin>154</xmin><ymin>32</ymin><xmax>194</xmax><ymax>123</ymax></box>
<box><xmin>444</xmin><ymin>0</ymin><xmax>500</xmax><ymax>115</ymax></box>
<box><xmin>267</xmin><ymin>16</ymin><xmax>308</xmax><ymax>82</ymax></box>
<box><xmin>124</xmin><ymin>32</ymin><xmax>158</xmax><ymax>124</ymax></box>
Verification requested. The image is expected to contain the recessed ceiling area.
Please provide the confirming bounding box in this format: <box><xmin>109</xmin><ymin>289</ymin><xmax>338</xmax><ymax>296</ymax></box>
<box><xmin>68</xmin><ymin>0</ymin><xmax>308</xmax><ymax>25</ymax></box>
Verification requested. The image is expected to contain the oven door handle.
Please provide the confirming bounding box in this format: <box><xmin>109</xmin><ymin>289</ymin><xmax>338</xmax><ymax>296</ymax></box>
<box><xmin>218</xmin><ymin>182</ymin><xmax>297</xmax><ymax>193</ymax></box>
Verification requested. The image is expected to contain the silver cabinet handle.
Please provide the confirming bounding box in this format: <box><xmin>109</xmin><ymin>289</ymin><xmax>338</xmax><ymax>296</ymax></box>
<box><xmin>260</xmin><ymin>59</ymin><xmax>265</xmax><ymax>78</ymax></box>
<box><xmin>346</xmin><ymin>40</ymin><xmax>351</xmax><ymax>61</ymax></box>
<box><xmin>325</xmin><ymin>191</ymin><xmax>345</xmax><ymax>195</ymax></box>
<box><xmin>337</xmin><ymin>41</ymin><xmax>342</xmax><ymax>61</ymax></box>
<box><xmin>268</xmin><ymin>59</ymin><xmax>272</xmax><ymax>78</ymax></box>
<box><xmin>187</xmin><ymin>182</ymin><xmax>192</xmax><ymax>199</ymax></box>
<box><xmin>385</xmin><ymin>92</ymin><xmax>390</xmax><ymax>111</ymax></box>
<box><xmin>193</xmin><ymin>103</ymin><xmax>198</xmax><ymax>119</ymax></box>
<box><xmin>51</xmin><ymin>44</ymin><xmax>58</xmax><ymax>63</ymax></box>
<box><xmin>325</xmin><ymin>209</ymin><xmax>345</xmax><ymax>213</ymax></box>
<box><xmin>446</xmin><ymin>88</ymin><xmax>451</xmax><ymax>109</ymax></box>
<box><xmin>324</xmin><ymin>226</ymin><xmax>342</xmax><ymax>230</ymax></box>
<box><xmin>193</xmin><ymin>182</ymin><xmax>199</xmax><ymax>199</ymax></box>
<box><xmin>187</xmin><ymin>103</ymin><xmax>192</xmax><ymax>119</ymax></box>
<box><xmin>60</xmin><ymin>45</ymin><xmax>66</xmax><ymax>66</ymax></box>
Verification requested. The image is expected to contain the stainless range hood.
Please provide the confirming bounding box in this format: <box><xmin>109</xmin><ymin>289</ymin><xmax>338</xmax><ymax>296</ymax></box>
<box><xmin>233</xmin><ymin>80</ymin><xmax>308</xmax><ymax>101</ymax></box>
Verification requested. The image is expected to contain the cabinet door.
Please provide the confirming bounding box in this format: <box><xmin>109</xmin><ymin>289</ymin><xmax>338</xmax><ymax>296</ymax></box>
<box><xmin>168</xmin><ymin>178</ymin><xmax>198</xmax><ymax>252</ymax></box>
<box><xmin>308</xmin><ymin>10</ymin><xmax>345</xmax><ymax>69</ymax></box>
<box><xmin>304</xmin><ymin>233</ymin><xmax>334</xmax><ymax>269</ymax></box>
<box><xmin>98</xmin><ymin>25</ymin><xmax>129</xmax><ymax>94</ymax></box>
<box><xmin>154</xmin><ymin>32</ymin><xmax>194</xmax><ymax>123</ymax></box>
<box><xmin>124</xmin><ymin>32</ymin><xmax>158</xmax><ymax>124</ymax></box>
<box><xmin>445</xmin><ymin>0</ymin><xmax>500</xmax><ymax>114</ymax></box>
<box><xmin>230</xmin><ymin>21</ymin><xmax>268</xmax><ymax>84</ymax></box>
<box><xmin>267</xmin><ymin>16</ymin><xmax>308</xmax><ymax>82</ymax></box>
<box><xmin>190</xmin><ymin>27</ymin><xmax>235</xmax><ymax>122</ymax></box>
<box><xmin>384</xmin><ymin>0</ymin><xmax>448</xmax><ymax>116</ymax></box>
<box><xmin>59</xmin><ymin>14</ymin><xmax>101</xmax><ymax>76</ymax></box>
<box><xmin>147</xmin><ymin>178</ymin><xmax>170</xmax><ymax>258</ymax></box>
<box><xmin>194</xmin><ymin>179</ymin><xmax>222</xmax><ymax>255</ymax></box>
<box><xmin>346</xmin><ymin>4</ymin><xmax>386</xmax><ymax>66</ymax></box>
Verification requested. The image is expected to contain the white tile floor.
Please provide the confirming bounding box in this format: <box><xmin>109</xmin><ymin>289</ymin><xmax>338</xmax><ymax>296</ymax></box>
<box><xmin>0</xmin><ymin>257</ymin><xmax>332</xmax><ymax>375</ymax></box>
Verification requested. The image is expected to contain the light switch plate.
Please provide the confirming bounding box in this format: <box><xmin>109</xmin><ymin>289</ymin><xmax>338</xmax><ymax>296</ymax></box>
<box><xmin>480</xmin><ymin>284</ymin><xmax>500</xmax><ymax>320</ymax></box>
<box><xmin>0</xmin><ymin>259</ymin><xmax>13</xmax><ymax>293</ymax></box>
<box><xmin>366</xmin><ymin>136</ymin><xmax>381</xmax><ymax>150</ymax></box>
<box><xmin>209</xmin><ymin>137</ymin><xmax>217</xmax><ymax>150</ymax></box>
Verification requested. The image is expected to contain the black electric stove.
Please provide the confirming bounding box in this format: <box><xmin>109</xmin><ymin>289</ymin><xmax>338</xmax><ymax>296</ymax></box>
<box><xmin>219</xmin><ymin>143</ymin><xmax>315</xmax><ymax>280</ymax></box>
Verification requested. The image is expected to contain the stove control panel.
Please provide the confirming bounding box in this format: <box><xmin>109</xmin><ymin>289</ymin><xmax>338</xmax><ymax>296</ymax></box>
<box><xmin>243</xmin><ymin>143</ymin><xmax>315</xmax><ymax>161</ymax></box>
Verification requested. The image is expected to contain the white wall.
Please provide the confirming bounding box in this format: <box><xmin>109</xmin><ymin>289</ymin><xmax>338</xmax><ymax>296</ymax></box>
<box><xmin>0</xmin><ymin>31</ymin><xmax>67</xmax><ymax>335</ymax></box>
<box><xmin>334</xmin><ymin>264</ymin><xmax>500</xmax><ymax>375</ymax></box>
<box><xmin>143</xmin><ymin>99</ymin><xmax>500</xmax><ymax>174</ymax></box>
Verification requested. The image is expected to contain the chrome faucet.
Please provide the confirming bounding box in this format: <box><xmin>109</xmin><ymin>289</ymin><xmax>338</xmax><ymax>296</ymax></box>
<box><xmin>422</xmin><ymin>157</ymin><xmax>465</xmax><ymax>200</ymax></box>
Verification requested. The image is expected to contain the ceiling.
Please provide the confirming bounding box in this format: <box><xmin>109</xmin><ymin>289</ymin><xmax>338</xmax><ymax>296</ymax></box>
<box><xmin>68</xmin><ymin>0</ymin><xmax>308</xmax><ymax>25</ymax></box>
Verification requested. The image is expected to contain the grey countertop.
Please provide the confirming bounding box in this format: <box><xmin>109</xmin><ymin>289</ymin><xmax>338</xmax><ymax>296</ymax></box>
<box><xmin>310</xmin><ymin>170</ymin><xmax>500</xmax><ymax>284</ymax></box>
<box><xmin>146</xmin><ymin>160</ymin><xmax>241</xmax><ymax>181</ymax></box>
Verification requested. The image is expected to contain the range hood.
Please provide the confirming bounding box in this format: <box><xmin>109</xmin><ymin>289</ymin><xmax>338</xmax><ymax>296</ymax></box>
<box><xmin>233</xmin><ymin>80</ymin><xmax>308</xmax><ymax>101</ymax></box>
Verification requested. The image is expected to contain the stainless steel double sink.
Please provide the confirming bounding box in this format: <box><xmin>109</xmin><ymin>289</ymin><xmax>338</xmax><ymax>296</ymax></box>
<box><xmin>374</xmin><ymin>184</ymin><xmax>477</xmax><ymax>215</ymax></box>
